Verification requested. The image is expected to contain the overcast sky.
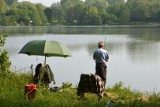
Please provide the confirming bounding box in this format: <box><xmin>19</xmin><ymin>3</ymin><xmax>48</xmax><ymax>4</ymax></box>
<box><xmin>18</xmin><ymin>0</ymin><xmax>60</xmax><ymax>7</ymax></box>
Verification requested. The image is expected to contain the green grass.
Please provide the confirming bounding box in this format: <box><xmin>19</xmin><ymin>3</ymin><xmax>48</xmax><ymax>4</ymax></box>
<box><xmin>1</xmin><ymin>72</ymin><xmax>160</xmax><ymax>107</ymax></box>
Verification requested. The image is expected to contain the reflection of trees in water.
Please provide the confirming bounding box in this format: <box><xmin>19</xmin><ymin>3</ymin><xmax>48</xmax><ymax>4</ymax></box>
<box><xmin>1</xmin><ymin>26</ymin><xmax>160</xmax><ymax>42</ymax></box>
<box><xmin>127</xmin><ymin>27</ymin><xmax>160</xmax><ymax>42</ymax></box>
<box><xmin>0</xmin><ymin>26</ymin><xmax>104</xmax><ymax>35</ymax></box>
<box><xmin>126</xmin><ymin>41</ymin><xmax>160</xmax><ymax>63</ymax></box>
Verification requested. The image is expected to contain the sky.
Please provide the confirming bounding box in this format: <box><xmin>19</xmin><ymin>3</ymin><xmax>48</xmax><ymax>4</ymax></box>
<box><xmin>18</xmin><ymin>0</ymin><xmax>61</xmax><ymax>7</ymax></box>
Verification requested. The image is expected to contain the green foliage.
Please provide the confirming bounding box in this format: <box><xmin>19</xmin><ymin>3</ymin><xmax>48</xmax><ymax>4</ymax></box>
<box><xmin>85</xmin><ymin>0</ymin><xmax>109</xmax><ymax>10</ymax></box>
<box><xmin>127</xmin><ymin>0</ymin><xmax>150</xmax><ymax>22</ymax></box>
<box><xmin>0</xmin><ymin>34</ymin><xmax>11</xmax><ymax>77</ymax></box>
<box><xmin>5</xmin><ymin>0</ymin><xmax>17</xmax><ymax>6</ymax></box>
<box><xmin>36</xmin><ymin>3</ymin><xmax>48</xmax><ymax>25</ymax></box>
<box><xmin>0</xmin><ymin>50</ymin><xmax>11</xmax><ymax>77</ymax></box>
<box><xmin>44</xmin><ymin>7</ymin><xmax>52</xmax><ymax>22</ymax></box>
<box><xmin>16</xmin><ymin>2</ymin><xmax>42</xmax><ymax>25</ymax></box>
<box><xmin>106</xmin><ymin>81</ymin><xmax>144</xmax><ymax>102</ymax></box>
<box><xmin>1</xmin><ymin>0</ymin><xmax>160</xmax><ymax>25</ymax></box>
<box><xmin>107</xmin><ymin>0</ymin><xmax>125</xmax><ymax>5</ymax></box>
<box><xmin>62</xmin><ymin>82</ymin><xmax>72</xmax><ymax>88</ymax></box>
<box><xmin>50</xmin><ymin>3</ymin><xmax>63</xmax><ymax>24</ymax></box>
<box><xmin>119</xmin><ymin>9</ymin><xmax>130</xmax><ymax>24</ymax></box>
<box><xmin>0</xmin><ymin>0</ymin><xmax>7</xmax><ymax>15</ymax></box>
<box><xmin>1</xmin><ymin>73</ymin><xmax>160</xmax><ymax>107</ymax></box>
<box><xmin>0</xmin><ymin>34</ymin><xmax>7</xmax><ymax>46</ymax></box>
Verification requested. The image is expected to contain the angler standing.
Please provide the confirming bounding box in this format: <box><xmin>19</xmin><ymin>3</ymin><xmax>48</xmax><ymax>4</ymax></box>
<box><xmin>93</xmin><ymin>41</ymin><xmax>109</xmax><ymax>86</ymax></box>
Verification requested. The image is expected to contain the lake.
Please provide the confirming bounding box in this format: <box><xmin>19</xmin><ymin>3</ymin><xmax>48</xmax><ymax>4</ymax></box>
<box><xmin>1</xmin><ymin>25</ymin><xmax>160</xmax><ymax>92</ymax></box>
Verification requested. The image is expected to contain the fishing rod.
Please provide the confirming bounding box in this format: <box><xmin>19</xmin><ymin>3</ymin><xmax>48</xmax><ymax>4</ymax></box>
<box><xmin>104</xmin><ymin>18</ymin><xmax>107</xmax><ymax>48</ymax></box>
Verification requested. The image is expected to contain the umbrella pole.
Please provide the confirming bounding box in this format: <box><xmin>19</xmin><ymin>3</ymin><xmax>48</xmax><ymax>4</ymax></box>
<box><xmin>44</xmin><ymin>55</ymin><xmax>46</xmax><ymax>65</ymax></box>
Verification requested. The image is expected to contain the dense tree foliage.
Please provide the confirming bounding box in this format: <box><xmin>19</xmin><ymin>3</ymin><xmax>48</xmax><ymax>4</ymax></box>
<box><xmin>36</xmin><ymin>3</ymin><xmax>48</xmax><ymax>25</ymax></box>
<box><xmin>0</xmin><ymin>0</ymin><xmax>7</xmax><ymax>14</ymax></box>
<box><xmin>0</xmin><ymin>0</ymin><xmax>160</xmax><ymax>26</ymax></box>
<box><xmin>5</xmin><ymin>0</ymin><xmax>18</xmax><ymax>6</ymax></box>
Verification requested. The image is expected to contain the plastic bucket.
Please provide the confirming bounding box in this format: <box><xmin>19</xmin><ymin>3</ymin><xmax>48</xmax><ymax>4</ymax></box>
<box><xmin>24</xmin><ymin>84</ymin><xmax>36</xmax><ymax>101</ymax></box>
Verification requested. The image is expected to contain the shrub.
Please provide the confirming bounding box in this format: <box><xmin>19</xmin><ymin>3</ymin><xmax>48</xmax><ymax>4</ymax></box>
<box><xmin>0</xmin><ymin>34</ymin><xmax>11</xmax><ymax>77</ymax></box>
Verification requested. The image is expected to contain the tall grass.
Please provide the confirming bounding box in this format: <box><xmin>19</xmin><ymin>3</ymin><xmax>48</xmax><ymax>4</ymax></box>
<box><xmin>0</xmin><ymin>72</ymin><xmax>160</xmax><ymax>107</ymax></box>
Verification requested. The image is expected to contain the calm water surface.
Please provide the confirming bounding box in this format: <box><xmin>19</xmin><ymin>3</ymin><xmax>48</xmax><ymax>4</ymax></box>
<box><xmin>2</xmin><ymin>26</ymin><xmax>160</xmax><ymax>92</ymax></box>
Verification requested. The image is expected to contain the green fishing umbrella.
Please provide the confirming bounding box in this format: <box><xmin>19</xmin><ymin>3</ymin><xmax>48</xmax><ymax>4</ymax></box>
<box><xmin>19</xmin><ymin>40</ymin><xmax>72</xmax><ymax>64</ymax></box>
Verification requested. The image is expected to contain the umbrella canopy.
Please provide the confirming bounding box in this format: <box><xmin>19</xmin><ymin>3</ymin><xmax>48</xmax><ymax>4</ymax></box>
<box><xmin>19</xmin><ymin>40</ymin><xmax>72</xmax><ymax>64</ymax></box>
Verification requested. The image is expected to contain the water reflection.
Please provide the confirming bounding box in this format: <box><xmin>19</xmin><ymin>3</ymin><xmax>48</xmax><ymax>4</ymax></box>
<box><xmin>1</xmin><ymin>25</ymin><xmax>160</xmax><ymax>40</ymax></box>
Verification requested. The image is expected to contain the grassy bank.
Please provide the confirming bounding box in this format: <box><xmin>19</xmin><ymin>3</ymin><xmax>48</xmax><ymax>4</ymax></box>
<box><xmin>0</xmin><ymin>72</ymin><xmax>160</xmax><ymax>107</ymax></box>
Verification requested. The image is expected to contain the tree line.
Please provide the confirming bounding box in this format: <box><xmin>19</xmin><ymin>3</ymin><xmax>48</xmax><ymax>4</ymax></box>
<box><xmin>0</xmin><ymin>0</ymin><xmax>160</xmax><ymax>26</ymax></box>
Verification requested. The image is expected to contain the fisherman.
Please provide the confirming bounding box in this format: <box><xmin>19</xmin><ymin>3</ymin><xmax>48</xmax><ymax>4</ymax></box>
<box><xmin>93</xmin><ymin>41</ymin><xmax>109</xmax><ymax>86</ymax></box>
